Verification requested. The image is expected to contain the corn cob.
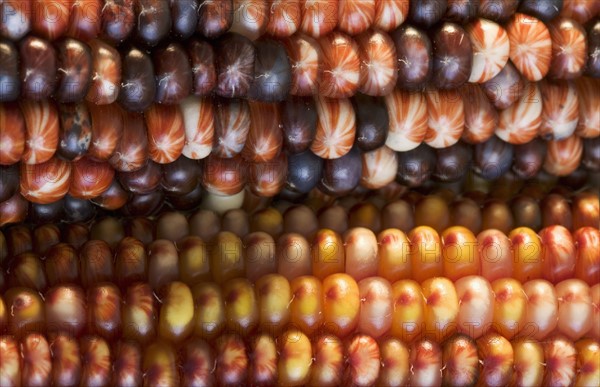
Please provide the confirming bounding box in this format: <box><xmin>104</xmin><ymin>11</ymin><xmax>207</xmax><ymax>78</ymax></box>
<box><xmin>1</xmin><ymin>75</ymin><xmax>596</xmax><ymax>167</ymax></box>
<box><xmin>2</xmin><ymin>223</ymin><xmax>599</xmax><ymax>331</ymax></box>
<box><xmin>0</xmin><ymin>28</ymin><xmax>423</xmax><ymax>102</ymax></box>
<box><xmin>2</xmin><ymin>271</ymin><xmax>600</xmax><ymax>343</ymax></box>
<box><xmin>0</xmin><ymin>124</ymin><xmax>597</xmax><ymax>224</ymax></box>
<box><xmin>1</xmin><ymin>1</ymin><xmax>599</xmax><ymax>102</ymax></box>
<box><xmin>1</xmin><ymin>324</ymin><xmax>599</xmax><ymax>386</ymax></box>
<box><xmin>1</xmin><ymin>0</ymin><xmax>598</xmax><ymax>42</ymax></box>
<box><xmin>4</xmin><ymin>207</ymin><xmax>600</xmax><ymax>282</ymax></box>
